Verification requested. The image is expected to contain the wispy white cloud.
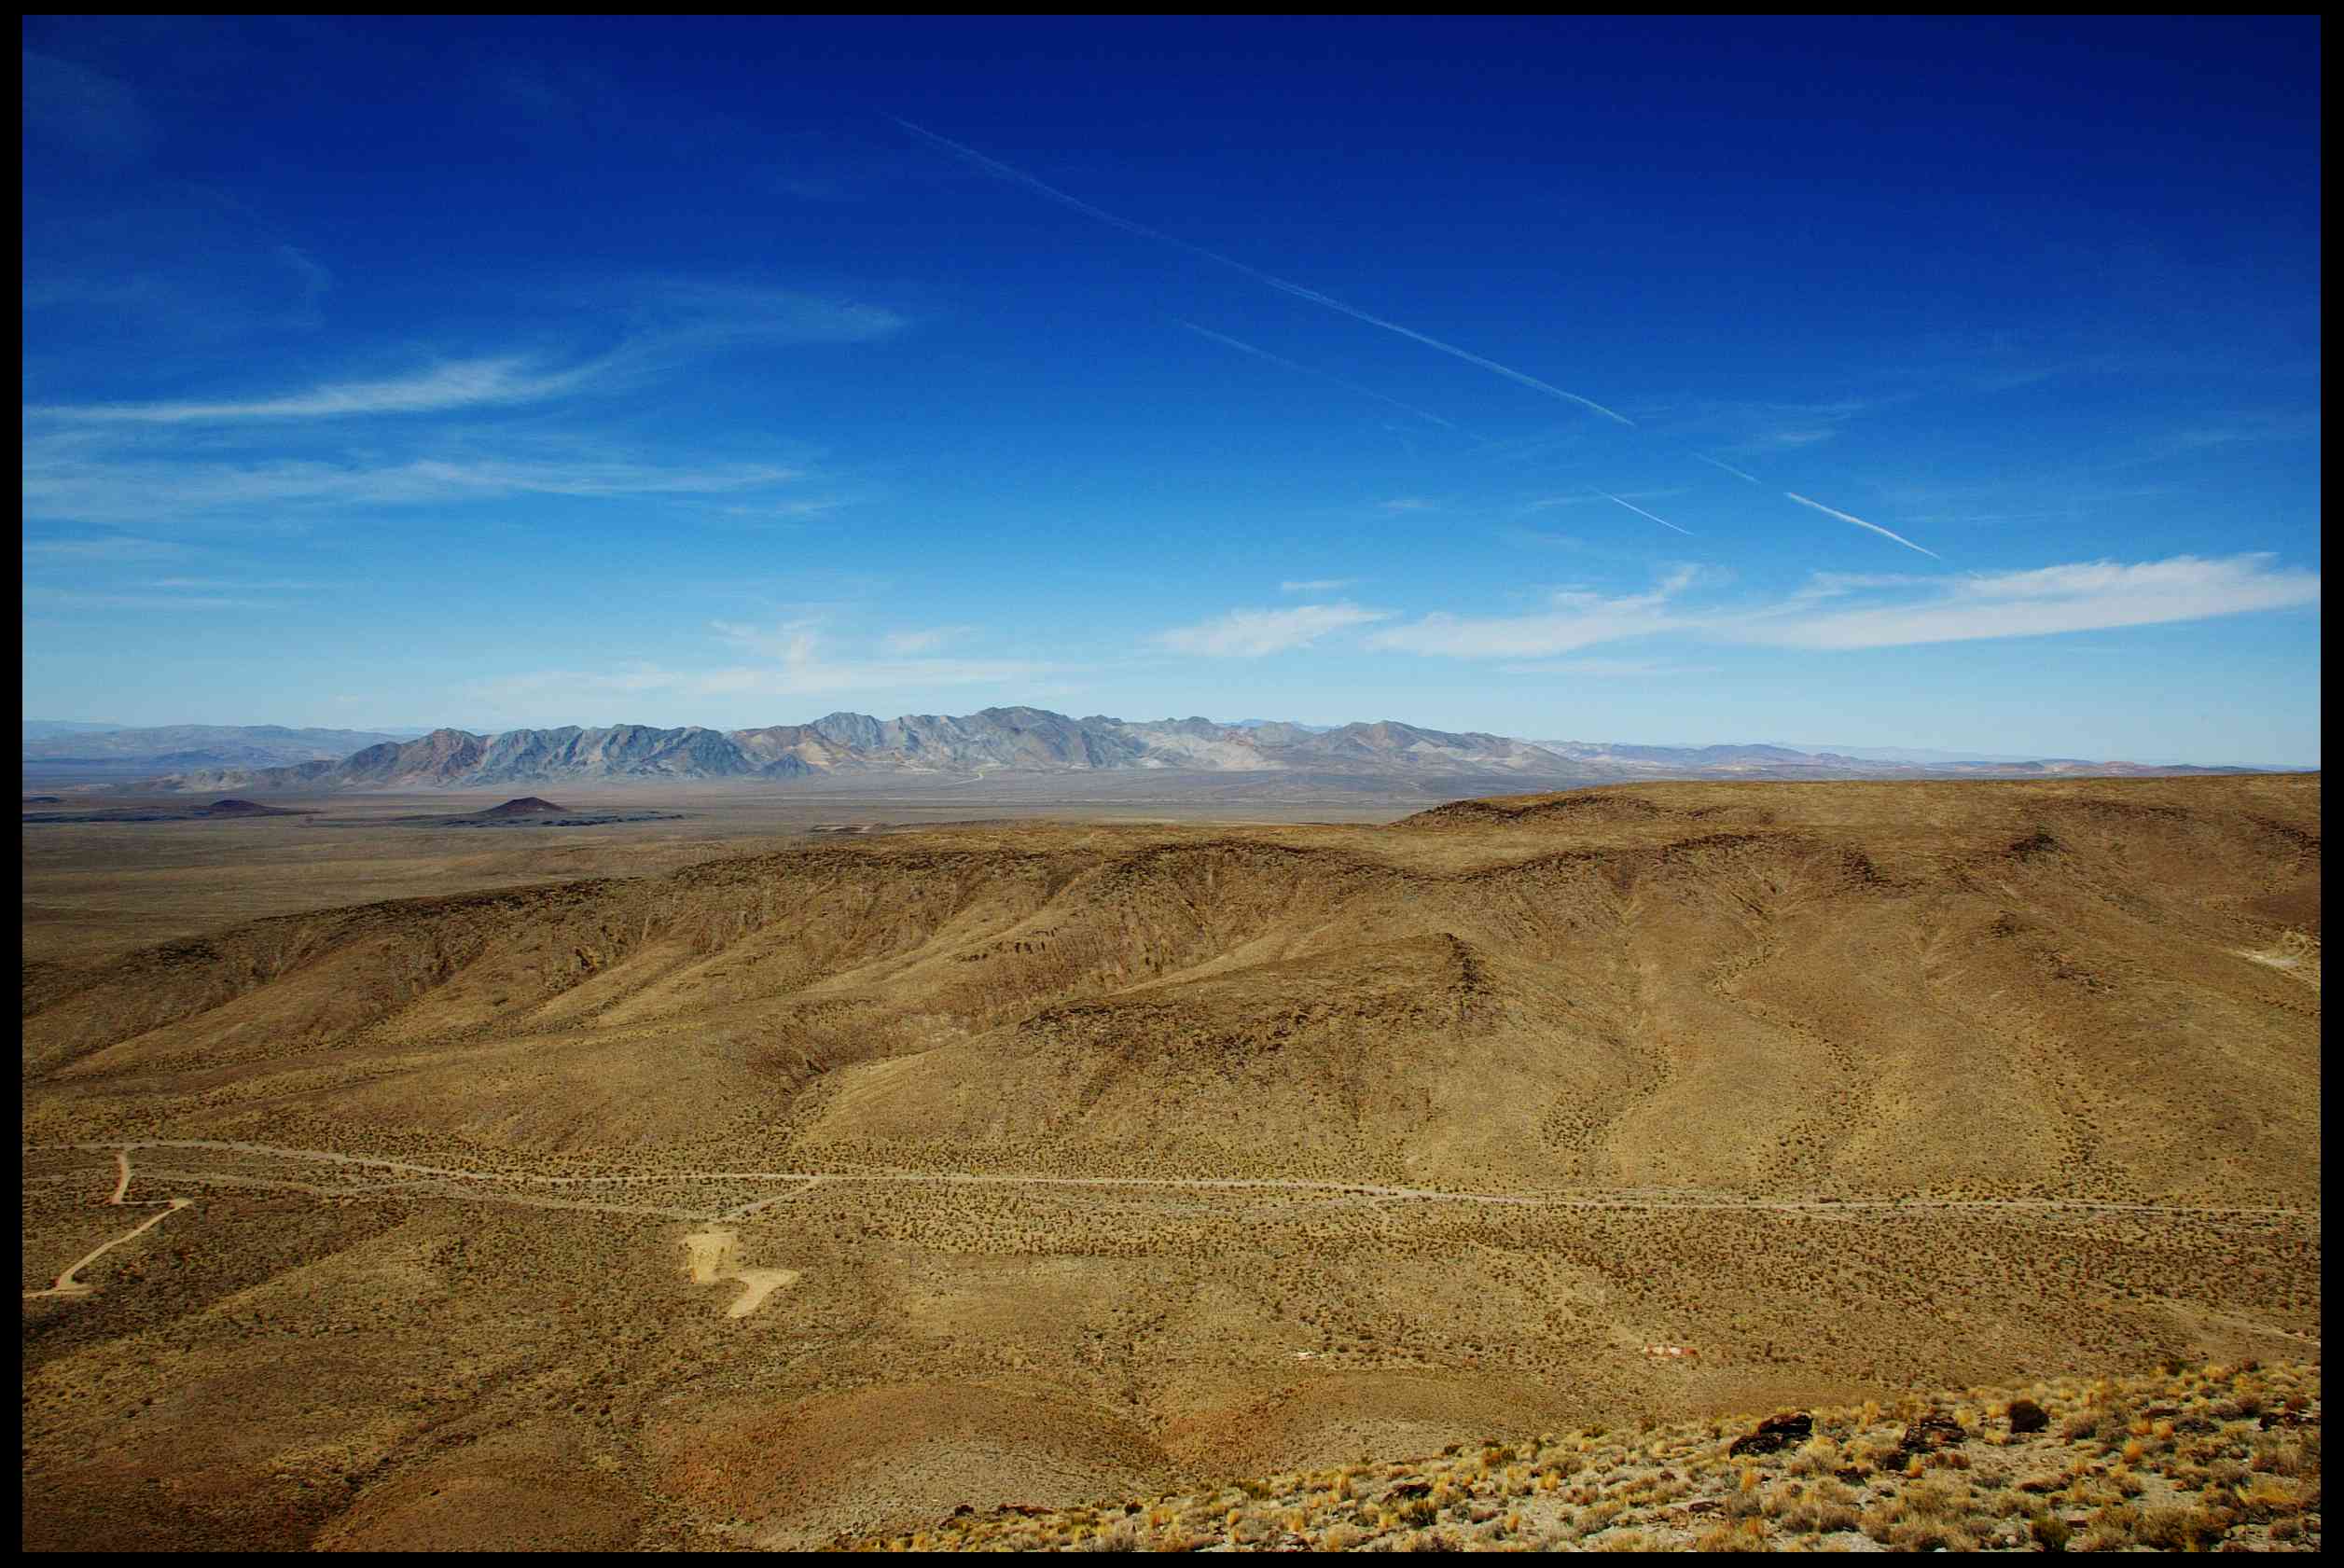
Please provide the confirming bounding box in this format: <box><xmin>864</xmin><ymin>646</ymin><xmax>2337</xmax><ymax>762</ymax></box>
<box><xmin>141</xmin><ymin>576</ymin><xmax>327</xmax><ymax>591</ymax></box>
<box><xmin>1279</xmin><ymin>577</ymin><xmax>1359</xmax><ymax>594</ymax></box>
<box><xmin>275</xmin><ymin>245</ymin><xmax>332</xmax><ymax>329</ymax></box>
<box><xmin>1156</xmin><ymin>603</ymin><xmax>1391</xmax><ymax>657</ymax></box>
<box><xmin>1782</xmin><ymin>492</ymin><xmax>1940</xmax><ymax>559</ymax></box>
<box><xmin>1369</xmin><ymin>553</ymin><xmax>2316</xmax><ymax>661</ymax></box>
<box><xmin>25</xmin><ymin>278</ymin><xmax>909</xmax><ymax>427</ymax></box>
<box><xmin>1495</xmin><ymin>657</ymin><xmax>1712</xmax><ymax>676</ymax></box>
<box><xmin>894</xmin><ymin>118</ymin><xmax>1633</xmax><ymax>425</ymax></box>
<box><xmin>1738</xmin><ymin>554</ymin><xmax>2319</xmax><ymax>649</ymax></box>
<box><xmin>880</xmin><ymin>625</ymin><xmax>972</xmax><ymax>655</ymax></box>
<box><xmin>22</xmin><ymin>587</ymin><xmax>285</xmax><ymax>612</ymax></box>
<box><xmin>2115</xmin><ymin>409</ymin><xmax>2322</xmax><ymax>468</ymax></box>
<box><xmin>471</xmin><ymin>622</ymin><xmax>1058</xmax><ymax>713</ymax></box>
<box><xmin>21</xmin><ymin>50</ymin><xmax>150</xmax><ymax>170</ymax></box>
<box><xmin>631</xmin><ymin>281</ymin><xmax>910</xmax><ymax>346</ymax></box>
<box><xmin>707</xmin><ymin>621</ymin><xmax>1051</xmax><ymax>692</ymax></box>
<box><xmin>1749</xmin><ymin>427</ymin><xmax>1835</xmax><ymax>451</ymax></box>
<box><xmin>465</xmin><ymin>663</ymin><xmax>695</xmax><ymax>705</ymax></box>
<box><xmin>22</xmin><ymin>534</ymin><xmax>190</xmax><ymax>561</ymax></box>
<box><xmin>718</xmin><ymin>498</ymin><xmax>852</xmax><ymax>520</ymax></box>
<box><xmin>1376</xmin><ymin>496</ymin><xmax>1439</xmax><ymax>514</ymax></box>
<box><xmin>25</xmin><ymin>355</ymin><xmax>596</xmax><ymax>424</ymax></box>
<box><xmin>23</xmin><ymin>449</ymin><xmax>802</xmax><ymax>522</ymax></box>
<box><xmin>1785</xmin><ymin>570</ymin><xmax>1935</xmax><ymax>602</ymax></box>
<box><xmin>1692</xmin><ymin>452</ymin><xmax>1762</xmax><ymax>484</ymax></box>
<box><xmin>1523</xmin><ymin>488</ymin><xmax>1688</xmax><ymax>513</ymax></box>
<box><xmin>1367</xmin><ymin>575</ymin><xmax>1692</xmax><ymax>659</ymax></box>
<box><xmin>1180</xmin><ymin>321</ymin><xmax>1456</xmax><ymax>430</ymax></box>
<box><xmin>1596</xmin><ymin>491</ymin><xmax>1694</xmax><ymax>536</ymax></box>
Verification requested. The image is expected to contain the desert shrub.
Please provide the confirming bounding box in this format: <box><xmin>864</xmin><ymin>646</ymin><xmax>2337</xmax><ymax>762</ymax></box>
<box><xmin>1888</xmin><ymin>1518</ymin><xmax>1971</xmax><ymax>1550</ymax></box>
<box><xmin>2250</xmin><ymin>1435</ymin><xmax>2316</xmax><ymax>1477</ymax></box>
<box><xmin>2073</xmin><ymin>1505</ymin><xmax>2140</xmax><ymax>1552</ymax></box>
<box><xmin>1591</xmin><ymin>1530</ymin><xmax>1655</xmax><ymax>1551</ymax></box>
<box><xmin>2030</xmin><ymin>1511</ymin><xmax>2072</xmax><ymax>1551</ymax></box>
<box><xmin>1787</xmin><ymin>1436</ymin><xmax>1840</xmax><ymax>1477</ymax></box>
<box><xmin>2136</xmin><ymin>1506</ymin><xmax>2228</xmax><ymax>1550</ymax></box>
<box><xmin>2008</xmin><ymin>1397</ymin><xmax>2049</xmax><ymax>1435</ymax></box>
<box><xmin>2235</xmin><ymin>1474</ymin><xmax>2309</xmax><ymax>1518</ymax></box>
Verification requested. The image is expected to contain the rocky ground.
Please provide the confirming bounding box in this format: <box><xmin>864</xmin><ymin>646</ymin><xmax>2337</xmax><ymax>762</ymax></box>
<box><xmin>845</xmin><ymin>1362</ymin><xmax>2321</xmax><ymax>1552</ymax></box>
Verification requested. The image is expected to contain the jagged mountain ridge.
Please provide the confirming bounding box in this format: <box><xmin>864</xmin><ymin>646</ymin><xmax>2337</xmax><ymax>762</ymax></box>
<box><xmin>128</xmin><ymin>706</ymin><xmax>2281</xmax><ymax>792</ymax></box>
<box><xmin>144</xmin><ymin>709</ymin><xmax>1577</xmax><ymax>791</ymax></box>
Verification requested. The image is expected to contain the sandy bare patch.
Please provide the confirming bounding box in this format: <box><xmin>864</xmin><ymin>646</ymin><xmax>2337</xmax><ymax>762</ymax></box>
<box><xmin>683</xmin><ymin>1226</ymin><xmax>799</xmax><ymax>1317</ymax></box>
<box><xmin>2235</xmin><ymin>929</ymin><xmax>2322</xmax><ymax>988</ymax></box>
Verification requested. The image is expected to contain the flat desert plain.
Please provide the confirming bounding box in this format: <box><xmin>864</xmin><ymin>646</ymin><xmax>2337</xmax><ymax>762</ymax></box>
<box><xmin>21</xmin><ymin>773</ymin><xmax>2321</xmax><ymax>1549</ymax></box>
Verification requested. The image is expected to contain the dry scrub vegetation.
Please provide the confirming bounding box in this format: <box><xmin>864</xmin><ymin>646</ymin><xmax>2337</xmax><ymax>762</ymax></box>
<box><xmin>851</xmin><ymin>1362</ymin><xmax>2319</xmax><ymax>1552</ymax></box>
<box><xmin>20</xmin><ymin>774</ymin><xmax>2322</xmax><ymax>1548</ymax></box>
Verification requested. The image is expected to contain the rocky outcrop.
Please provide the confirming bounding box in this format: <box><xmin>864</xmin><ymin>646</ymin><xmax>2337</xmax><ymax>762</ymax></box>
<box><xmin>1727</xmin><ymin>1412</ymin><xmax>1812</xmax><ymax>1456</ymax></box>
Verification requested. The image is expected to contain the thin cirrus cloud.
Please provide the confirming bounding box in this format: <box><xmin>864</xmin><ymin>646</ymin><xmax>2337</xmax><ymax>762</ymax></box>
<box><xmin>1366</xmin><ymin>576</ymin><xmax>1692</xmax><ymax>659</ymax></box>
<box><xmin>1361</xmin><ymin>554</ymin><xmax>2317</xmax><ymax>660</ymax></box>
<box><xmin>1523</xmin><ymin>488</ymin><xmax>1689</xmax><ymax>513</ymax></box>
<box><xmin>1738</xmin><ymin>553</ymin><xmax>2321</xmax><ymax>650</ymax></box>
<box><xmin>708</xmin><ymin>620</ymin><xmax>1053</xmax><ymax>692</ymax></box>
<box><xmin>880</xmin><ymin>625</ymin><xmax>973</xmax><ymax>655</ymax></box>
<box><xmin>23</xmin><ymin>586</ymin><xmax>287</xmax><ymax>613</ymax></box>
<box><xmin>1179</xmin><ymin>321</ymin><xmax>1457</xmax><ymax>431</ymax></box>
<box><xmin>1691</xmin><ymin>452</ymin><xmax>1763</xmax><ymax>484</ymax></box>
<box><xmin>893</xmin><ymin>118</ymin><xmax>1634</xmax><ymax>426</ymax></box>
<box><xmin>1596</xmin><ymin>491</ymin><xmax>1694</xmax><ymax>536</ymax></box>
<box><xmin>24</xmin><ymin>284</ymin><xmax>908</xmax><ymax>425</ymax></box>
<box><xmin>625</xmin><ymin>281</ymin><xmax>910</xmax><ymax>349</ymax></box>
<box><xmin>894</xmin><ymin>118</ymin><xmax>1988</xmax><ymax>562</ymax></box>
<box><xmin>1279</xmin><ymin>577</ymin><xmax>1360</xmax><ymax>594</ymax></box>
<box><xmin>1155</xmin><ymin>603</ymin><xmax>1391</xmax><ymax>658</ymax></box>
<box><xmin>24</xmin><ymin>355</ymin><xmax>602</xmax><ymax>424</ymax></box>
<box><xmin>471</xmin><ymin>624</ymin><xmax>1057</xmax><ymax>715</ymax></box>
<box><xmin>21</xmin><ymin>534</ymin><xmax>190</xmax><ymax>561</ymax></box>
<box><xmin>23</xmin><ymin>451</ymin><xmax>802</xmax><ymax>523</ymax></box>
<box><xmin>1782</xmin><ymin>492</ymin><xmax>1940</xmax><ymax>559</ymax></box>
<box><xmin>142</xmin><ymin>576</ymin><xmax>326</xmax><ymax>590</ymax></box>
<box><xmin>21</xmin><ymin>49</ymin><xmax>151</xmax><ymax>170</ymax></box>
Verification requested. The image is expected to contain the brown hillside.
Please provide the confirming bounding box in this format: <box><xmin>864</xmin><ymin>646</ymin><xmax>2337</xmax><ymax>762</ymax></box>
<box><xmin>21</xmin><ymin>774</ymin><xmax>2322</xmax><ymax>1550</ymax></box>
<box><xmin>24</xmin><ymin>773</ymin><xmax>2320</xmax><ymax>1203</ymax></box>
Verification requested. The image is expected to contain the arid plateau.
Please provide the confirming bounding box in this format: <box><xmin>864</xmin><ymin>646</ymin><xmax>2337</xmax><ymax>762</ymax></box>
<box><xmin>21</xmin><ymin>772</ymin><xmax>2321</xmax><ymax>1549</ymax></box>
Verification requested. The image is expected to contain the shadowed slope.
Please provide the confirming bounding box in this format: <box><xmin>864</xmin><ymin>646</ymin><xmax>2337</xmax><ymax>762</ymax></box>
<box><xmin>22</xmin><ymin>775</ymin><xmax>2320</xmax><ymax>1204</ymax></box>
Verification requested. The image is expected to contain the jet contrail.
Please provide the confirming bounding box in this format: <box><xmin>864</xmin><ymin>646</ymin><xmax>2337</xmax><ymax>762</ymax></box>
<box><xmin>894</xmin><ymin>117</ymin><xmax>1634</xmax><ymax>426</ymax></box>
<box><xmin>1692</xmin><ymin>452</ymin><xmax>1762</xmax><ymax>484</ymax></box>
<box><xmin>1597</xmin><ymin>491</ymin><xmax>1694</xmax><ymax>535</ymax></box>
<box><xmin>1180</xmin><ymin>322</ymin><xmax>1457</xmax><ymax>430</ymax></box>
<box><xmin>1782</xmin><ymin>492</ymin><xmax>1940</xmax><ymax>559</ymax></box>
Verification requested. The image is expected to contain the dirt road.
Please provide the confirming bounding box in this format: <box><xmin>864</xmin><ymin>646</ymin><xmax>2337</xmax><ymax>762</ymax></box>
<box><xmin>22</xmin><ymin>1139</ymin><xmax>2320</xmax><ymax>1226</ymax></box>
<box><xmin>22</xmin><ymin>1147</ymin><xmax>191</xmax><ymax>1301</ymax></box>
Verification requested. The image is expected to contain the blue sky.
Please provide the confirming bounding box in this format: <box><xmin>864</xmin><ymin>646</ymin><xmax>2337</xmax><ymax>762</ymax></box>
<box><xmin>21</xmin><ymin>17</ymin><xmax>2321</xmax><ymax>764</ymax></box>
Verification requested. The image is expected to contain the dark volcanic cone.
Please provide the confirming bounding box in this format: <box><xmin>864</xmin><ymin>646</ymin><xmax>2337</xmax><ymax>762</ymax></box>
<box><xmin>480</xmin><ymin>796</ymin><xmax>568</xmax><ymax>817</ymax></box>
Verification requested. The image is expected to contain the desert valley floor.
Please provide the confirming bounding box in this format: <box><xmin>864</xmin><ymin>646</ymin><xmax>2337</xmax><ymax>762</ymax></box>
<box><xmin>21</xmin><ymin>773</ymin><xmax>2321</xmax><ymax>1549</ymax></box>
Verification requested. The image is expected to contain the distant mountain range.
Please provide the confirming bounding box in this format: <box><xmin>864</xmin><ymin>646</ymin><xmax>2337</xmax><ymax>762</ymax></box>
<box><xmin>45</xmin><ymin>708</ymin><xmax>2284</xmax><ymax>793</ymax></box>
<box><xmin>21</xmin><ymin>720</ymin><xmax>132</xmax><ymax>740</ymax></box>
<box><xmin>21</xmin><ymin>724</ymin><xmax>426</xmax><ymax>770</ymax></box>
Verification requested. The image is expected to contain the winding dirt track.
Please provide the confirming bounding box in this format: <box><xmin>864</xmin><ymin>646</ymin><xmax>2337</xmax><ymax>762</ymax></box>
<box><xmin>22</xmin><ymin>1148</ymin><xmax>191</xmax><ymax>1301</ymax></box>
<box><xmin>21</xmin><ymin>1139</ymin><xmax>2321</xmax><ymax>1227</ymax></box>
